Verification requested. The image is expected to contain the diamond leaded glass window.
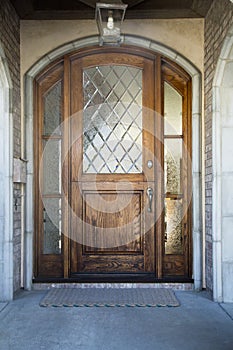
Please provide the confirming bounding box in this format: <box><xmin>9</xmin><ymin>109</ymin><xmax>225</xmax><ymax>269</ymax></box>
<box><xmin>83</xmin><ymin>65</ymin><xmax>143</xmax><ymax>174</ymax></box>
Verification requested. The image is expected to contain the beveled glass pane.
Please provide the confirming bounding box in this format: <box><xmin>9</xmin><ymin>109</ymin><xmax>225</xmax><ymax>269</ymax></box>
<box><xmin>164</xmin><ymin>139</ymin><xmax>182</xmax><ymax>194</ymax></box>
<box><xmin>43</xmin><ymin>81</ymin><xmax>62</xmax><ymax>135</ymax></box>
<box><xmin>43</xmin><ymin>198</ymin><xmax>61</xmax><ymax>254</ymax></box>
<box><xmin>165</xmin><ymin>198</ymin><xmax>183</xmax><ymax>255</ymax></box>
<box><xmin>42</xmin><ymin>139</ymin><xmax>61</xmax><ymax>195</ymax></box>
<box><xmin>164</xmin><ymin>82</ymin><xmax>182</xmax><ymax>135</ymax></box>
<box><xmin>83</xmin><ymin>65</ymin><xmax>142</xmax><ymax>174</ymax></box>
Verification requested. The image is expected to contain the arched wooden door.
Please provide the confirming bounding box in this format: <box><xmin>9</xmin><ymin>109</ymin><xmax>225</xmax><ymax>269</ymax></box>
<box><xmin>34</xmin><ymin>47</ymin><xmax>192</xmax><ymax>282</ymax></box>
<box><xmin>70</xmin><ymin>51</ymin><xmax>156</xmax><ymax>277</ymax></box>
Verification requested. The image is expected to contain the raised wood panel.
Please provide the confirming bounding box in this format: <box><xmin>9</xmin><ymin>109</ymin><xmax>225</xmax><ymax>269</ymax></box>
<box><xmin>37</xmin><ymin>255</ymin><xmax>63</xmax><ymax>278</ymax></box>
<box><xmin>83</xmin><ymin>191</ymin><xmax>143</xmax><ymax>254</ymax></box>
<box><xmin>80</xmin><ymin>255</ymin><xmax>144</xmax><ymax>273</ymax></box>
<box><xmin>70</xmin><ymin>181</ymin><xmax>154</xmax><ymax>274</ymax></box>
<box><xmin>163</xmin><ymin>256</ymin><xmax>185</xmax><ymax>276</ymax></box>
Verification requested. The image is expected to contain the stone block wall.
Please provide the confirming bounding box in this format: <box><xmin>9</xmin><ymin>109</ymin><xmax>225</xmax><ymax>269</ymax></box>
<box><xmin>0</xmin><ymin>0</ymin><xmax>21</xmax><ymax>292</ymax></box>
<box><xmin>204</xmin><ymin>0</ymin><xmax>233</xmax><ymax>292</ymax></box>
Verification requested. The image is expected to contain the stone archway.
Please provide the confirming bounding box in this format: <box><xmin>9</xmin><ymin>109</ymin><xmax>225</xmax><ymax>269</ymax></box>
<box><xmin>212</xmin><ymin>25</ymin><xmax>233</xmax><ymax>302</ymax></box>
<box><xmin>0</xmin><ymin>46</ymin><xmax>13</xmax><ymax>301</ymax></box>
<box><xmin>24</xmin><ymin>35</ymin><xmax>202</xmax><ymax>291</ymax></box>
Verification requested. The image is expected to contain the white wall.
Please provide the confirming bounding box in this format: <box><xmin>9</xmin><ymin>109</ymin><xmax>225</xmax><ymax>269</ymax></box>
<box><xmin>213</xmin><ymin>27</ymin><xmax>233</xmax><ymax>302</ymax></box>
<box><xmin>0</xmin><ymin>48</ymin><xmax>13</xmax><ymax>301</ymax></box>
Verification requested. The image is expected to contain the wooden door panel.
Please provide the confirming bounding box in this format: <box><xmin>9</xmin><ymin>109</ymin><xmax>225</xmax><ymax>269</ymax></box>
<box><xmin>71</xmin><ymin>181</ymin><xmax>155</xmax><ymax>273</ymax></box>
<box><xmin>70</xmin><ymin>52</ymin><xmax>156</xmax><ymax>276</ymax></box>
<box><xmin>83</xmin><ymin>191</ymin><xmax>143</xmax><ymax>253</ymax></box>
<box><xmin>163</xmin><ymin>255</ymin><xmax>185</xmax><ymax>276</ymax></box>
<box><xmin>80</xmin><ymin>255</ymin><xmax>145</xmax><ymax>273</ymax></box>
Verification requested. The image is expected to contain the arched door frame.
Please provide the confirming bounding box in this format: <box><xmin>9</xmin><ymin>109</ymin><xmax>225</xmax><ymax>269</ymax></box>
<box><xmin>0</xmin><ymin>44</ymin><xmax>13</xmax><ymax>301</ymax></box>
<box><xmin>212</xmin><ymin>25</ymin><xmax>233</xmax><ymax>302</ymax></box>
<box><xmin>24</xmin><ymin>35</ymin><xmax>202</xmax><ymax>290</ymax></box>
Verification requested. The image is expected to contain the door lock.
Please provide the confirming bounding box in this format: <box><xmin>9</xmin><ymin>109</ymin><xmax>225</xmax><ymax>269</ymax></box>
<box><xmin>147</xmin><ymin>160</ymin><xmax>153</xmax><ymax>169</ymax></box>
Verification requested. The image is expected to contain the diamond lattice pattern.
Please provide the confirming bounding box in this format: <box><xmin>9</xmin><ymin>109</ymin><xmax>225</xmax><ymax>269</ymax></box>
<box><xmin>83</xmin><ymin>65</ymin><xmax>142</xmax><ymax>174</ymax></box>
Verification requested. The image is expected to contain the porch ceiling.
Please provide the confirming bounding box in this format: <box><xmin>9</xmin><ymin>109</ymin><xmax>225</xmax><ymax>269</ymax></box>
<box><xmin>10</xmin><ymin>0</ymin><xmax>213</xmax><ymax>20</ymax></box>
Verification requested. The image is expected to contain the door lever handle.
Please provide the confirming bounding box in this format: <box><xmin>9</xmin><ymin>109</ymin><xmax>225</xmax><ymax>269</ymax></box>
<box><xmin>146</xmin><ymin>187</ymin><xmax>153</xmax><ymax>212</ymax></box>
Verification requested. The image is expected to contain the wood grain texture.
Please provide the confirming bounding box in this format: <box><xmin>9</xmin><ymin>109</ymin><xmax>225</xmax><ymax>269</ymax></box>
<box><xmin>34</xmin><ymin>61</ymin><xmax>64</xmax><ymax>278</ymax></box>
<box><xmin>34</xmin><ymin>47</ymin><xmax>192</xmax><ymax>281</ymax></box>
<box><xmin>83</xmin><ymin>191</ymin><xmax>142</xmax><ymax>253</ymax></box>
<box><xmin>63</xmin><ymin>56</ymin><xmax>71</xmax><ymax>278</ymax></box>
<box><xmin>70</xmin><ymin>51</ymin><xmax>155</xmax><ymax>275</ymax></box>
<box><xmin>163</xmin><ymin>255</ymin><xmax>185</xmax><ymax>276</ymax></box>
<box><xmin>162</xmin><ymin>58</ymin><xmax>192</xmax><ymax>277</ymax></box>
<box><xmin>155</xmin><ymin>54</ymin><xmax>163</xmax><ymax>278</ymax></box>
<box><xmin>81</xmin><ymin>255</ymin><xmax>144</xmax><ymax>273</ymax></box>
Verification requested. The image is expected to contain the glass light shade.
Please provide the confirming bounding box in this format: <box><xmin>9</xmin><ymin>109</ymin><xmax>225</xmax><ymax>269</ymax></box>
<box><xmin>95</xmin><ymin>2</ymin><xmax>127</xmax><ymax>45</ymax></box>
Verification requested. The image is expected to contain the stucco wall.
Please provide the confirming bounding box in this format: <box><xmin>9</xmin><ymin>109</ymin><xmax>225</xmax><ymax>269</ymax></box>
<box><xmin>21</xmin><ymin>19</ymin><xmax>204</xmax><ymax>75</ymax></box>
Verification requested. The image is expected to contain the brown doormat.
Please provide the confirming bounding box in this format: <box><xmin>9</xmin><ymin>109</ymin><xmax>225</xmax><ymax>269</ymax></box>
<box><xmin>40</xmin><ymin>288</ymin><xmax>180</xmax><ymax>307</ymax></box>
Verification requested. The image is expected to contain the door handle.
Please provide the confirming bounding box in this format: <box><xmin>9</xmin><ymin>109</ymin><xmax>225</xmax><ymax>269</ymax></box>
<box><xmin>146</xmin><ymin>187</ymin><xmax>153</xmax><ymax>212</ymax></box>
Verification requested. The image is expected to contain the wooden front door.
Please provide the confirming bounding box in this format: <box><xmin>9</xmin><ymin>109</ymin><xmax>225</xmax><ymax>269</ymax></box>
<box><xmin>34</xmin><ymin>47</ymin><xmax>192</xmax><ymax>282</ymax></box>
<box><xmin>70</xmin><ymin>52</ymin><xmax>156</xmax><ymax>276</ymax></box>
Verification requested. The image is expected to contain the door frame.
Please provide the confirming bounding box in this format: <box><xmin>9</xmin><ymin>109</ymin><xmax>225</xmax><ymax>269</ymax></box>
<box><xmin>24</xmin><ymin>35</ymin><xmax>202</xmax><ymax>290</ymax></box>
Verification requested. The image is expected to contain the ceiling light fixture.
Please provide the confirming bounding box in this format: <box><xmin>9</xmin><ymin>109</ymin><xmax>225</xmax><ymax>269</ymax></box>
<box><xmin>95</xmin><ymin>1</ymin><xmax>128</xmax><ymax>46</ymax></box>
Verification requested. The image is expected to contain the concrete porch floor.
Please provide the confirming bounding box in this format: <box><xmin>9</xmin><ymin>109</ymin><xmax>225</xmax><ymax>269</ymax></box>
<box><xmin>0</xmin><ymin>290</ymin><xmax>233</xmax><ymax>350</ymax></box>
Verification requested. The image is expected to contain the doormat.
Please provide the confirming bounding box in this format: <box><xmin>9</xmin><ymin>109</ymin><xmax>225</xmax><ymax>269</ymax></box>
<box><xmin>39</xmin><ymin>288</ymin><xmax>180</xmax><ymax>307</ymax></box>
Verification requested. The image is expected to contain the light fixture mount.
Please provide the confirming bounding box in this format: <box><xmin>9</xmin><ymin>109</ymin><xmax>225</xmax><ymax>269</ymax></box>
<box><xmin>95</xmin><ymin>1</ymin><xmax>128</xmax><ymax>46</ymax></box>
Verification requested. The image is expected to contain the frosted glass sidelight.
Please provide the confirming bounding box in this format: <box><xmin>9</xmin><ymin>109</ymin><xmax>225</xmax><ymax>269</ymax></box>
<box><xmin>164</xmin><ymin>82</ymin><xmax>182</xmax><ymax>135</ymax></box>
<box><xmin>43</xmin><ymin>81</ymin><xmax>62</xmax><ymax>135</ymax></box>
<box><xmin>165</xmin><ymin>198</ymin><xmax>183</xmax><ymax>255</ymax></box>
<box><xmin>42</xmin><ymin>139</ymin><xmax>61</xmax><ymax>195</ymax></box>
<box><xmin>83</xmin><ymin>65</ymin><xmax>143</xmax><ymax>174</ymax></box>
<box><xmin>43</xmin><ymin>198</ymin><xmax>62</xmax><ymax>254</ymax></box>
<box><xmin>164</xmin><ymin>139</ymin><xmax>182</xmax><ymax>194</ymax></box>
